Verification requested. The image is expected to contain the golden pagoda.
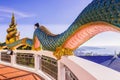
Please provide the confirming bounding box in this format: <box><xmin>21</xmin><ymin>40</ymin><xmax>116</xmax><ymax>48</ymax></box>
<box><xmin>6</xmin><ymin>13</ymin><xmax>20</xmax><ymax>44</ymax></box>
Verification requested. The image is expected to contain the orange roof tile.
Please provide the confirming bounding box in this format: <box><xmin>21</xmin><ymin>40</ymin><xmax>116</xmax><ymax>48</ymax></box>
<box><xmin>0</xmin><ymin>64</ymin><xmax>44</xmax><ymax>80</ymax></box>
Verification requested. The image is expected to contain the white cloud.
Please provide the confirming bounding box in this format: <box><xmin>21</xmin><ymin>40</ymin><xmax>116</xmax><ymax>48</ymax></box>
<box><xmin>81</xmin><ymin>31</ymin><xmax>120</xmax><ymax>47</ymax></box>
<box><xmin>0</xmin><ymin>24</ymin><xmax>8</xmax><ymax>42</ymax></box>
<box><xmin>0</xmin><ymin>14</ymin><xmax>11</xmax><ymax>18</ymax></box>
<box><xmin>42</xmin><ymin>24</ymin><xmax>70</xmax><ymax>34</ymax></box>
<box><xmin>0</xmin><ymin>24</ymin><xmax>69</xmax><ymax>42</ymax></box>
<box><xmin>0</xmin><ymin>6</ymin><xmax>35</xmax><ymax>18</ymax></box>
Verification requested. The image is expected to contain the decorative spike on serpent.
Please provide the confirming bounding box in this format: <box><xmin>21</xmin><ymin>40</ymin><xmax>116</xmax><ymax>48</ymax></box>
<box><xmin>33</xmin><ymin>0</ymin><xmax>120</xmax><ymax>59</ymax></box>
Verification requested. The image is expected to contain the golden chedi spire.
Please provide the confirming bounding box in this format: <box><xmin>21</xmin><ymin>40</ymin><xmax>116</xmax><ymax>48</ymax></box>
<box><xmin>6</xmin><ymin>13</ymin><xmax>20</xmax><ymax>44</ymax></box>
<box><xmin>10</xmin><ymin>13</ymin><xmax>16</xmax><ymax>27</ymax></box>
<box><xmin>11</xmin><ymin>13</ymin><xmax>15</xmax><ymax>24</ymax></box>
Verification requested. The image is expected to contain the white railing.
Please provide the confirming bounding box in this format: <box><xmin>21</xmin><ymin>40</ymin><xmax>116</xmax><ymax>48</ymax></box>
<box><xmin>0</xmin><ymin>50</ymin><xmax>120</xmax><ymax>80</ymax></box>
<box><xmin>0</xmin><ymin>50</ymin><xmax>55</xmax><ymax>80</ymax></box>
<box><xmin>58</xmin><ymin>56</ymin><xmax>120</xmax><ymax>80</ymax></box>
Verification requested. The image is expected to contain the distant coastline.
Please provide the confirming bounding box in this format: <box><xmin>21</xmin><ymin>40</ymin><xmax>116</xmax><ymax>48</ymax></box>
<box><xmin>74</xmin><ymin>46</ymin><xmax>120</xmax><ymax>56</ymax></box>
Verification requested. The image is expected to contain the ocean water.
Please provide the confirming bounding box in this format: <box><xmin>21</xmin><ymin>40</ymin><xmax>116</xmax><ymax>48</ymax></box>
<box><xmin>79</xmin><ymin>56</ymin><xmax>120</xmax><ymax>72</ymax></box>
<box><xmin>79</xmin><ymin>56</ymin><xmax>113</xmax><ymax>64</ymax></box>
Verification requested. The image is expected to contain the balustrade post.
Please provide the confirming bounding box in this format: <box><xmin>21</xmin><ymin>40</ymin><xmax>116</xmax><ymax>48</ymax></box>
<box><xmin>39</xmin><ymin>55</ymin><xmax>42</xmax><ymax>70</ymax></box>
<box><xmin>58</xmin><ymin>61</ymin><xmax>65</xmax><ymax>80</ymax></box>
<box><xmin>34</xmin><ymin>54</ymin><xmax>40</xmax><ymax>71</ymax></box>
<box><xmin>11</xmin><ymin>52</ymin><xmax>16</xmax><ymax>66</ymax></box>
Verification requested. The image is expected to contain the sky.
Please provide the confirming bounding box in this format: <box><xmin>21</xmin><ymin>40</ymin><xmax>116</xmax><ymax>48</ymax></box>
<box><xmin>0</xmin><ymin>0</ymin><xmax>120</xmax><ymax>47</ymax></box>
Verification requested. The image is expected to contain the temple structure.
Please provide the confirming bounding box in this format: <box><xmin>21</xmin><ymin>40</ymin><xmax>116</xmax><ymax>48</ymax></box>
<box><xmin>6</xmin><ymin>13</ymin><xmax>20</xmax><ymax>44</ymax></box>
<box><xmin>0</xmin><ymin>1</ymin><xmax>120</xmax><ymax>80</ymax></box>
<box><xmin>0</xmin><ymin>13</ymin><xmax>32</xmax><ymax>50</ymax></box>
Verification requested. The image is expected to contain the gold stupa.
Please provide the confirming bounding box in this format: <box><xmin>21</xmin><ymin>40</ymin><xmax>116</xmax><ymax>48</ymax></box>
<box><xmin>6</xmin><ymin>13</ymin><xmax>20</xmax><ymax>44</ymax></box>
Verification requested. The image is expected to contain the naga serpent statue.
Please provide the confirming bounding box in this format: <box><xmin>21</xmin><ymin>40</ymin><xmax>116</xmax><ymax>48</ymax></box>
<box><xmin>2</xmin><ymin>0</ymin><xmax>120</xmax><ymax>59</ymax></box>
<box><xmin>33</xmin><ymin>0</ymin><xmax>120</xmax><ymax>59</ymax></box>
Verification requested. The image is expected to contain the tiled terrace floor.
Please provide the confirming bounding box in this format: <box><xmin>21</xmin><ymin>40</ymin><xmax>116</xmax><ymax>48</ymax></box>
<box><xmin>0</xmin><ymin>64</ymin><xmax>44</xmax><ymax>80</ymax></box>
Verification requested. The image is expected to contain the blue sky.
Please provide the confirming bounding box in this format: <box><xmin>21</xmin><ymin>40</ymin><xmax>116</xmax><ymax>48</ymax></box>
<box><xmin>0</xmin><ymin>0</ymin><xmax>92</xmax><ymax>25</ymax></box>
<box><xmin>0</xmin><ymin>0</ymin><xmax>120</xmax><ymax>47</ymax></box>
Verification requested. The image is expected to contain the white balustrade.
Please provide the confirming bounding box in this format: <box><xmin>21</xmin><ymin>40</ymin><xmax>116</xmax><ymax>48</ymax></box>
<box><xmin>0</xmin><ymin>50</ymin><xmax>52</xmax><ymax>80</ymax></box>
<box><xmin>0</xmin><ymin>50</ymin><xmax>120</xmax><ymax>80</ymax></box>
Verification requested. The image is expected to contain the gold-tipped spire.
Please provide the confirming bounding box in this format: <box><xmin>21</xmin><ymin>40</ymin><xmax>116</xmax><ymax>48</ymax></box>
<box><xmin>10</xmin><ymin>13</ymin><xmax>16</xmax><ymax>26</ymax></box>
<box><xmin>6</xmin><ymin>13</ymin><xmax>20</xmax><ymax>45</ymax></box>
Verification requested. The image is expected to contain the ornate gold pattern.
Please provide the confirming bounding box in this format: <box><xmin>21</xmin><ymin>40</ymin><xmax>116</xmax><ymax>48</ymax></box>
<box><xmin>53</xmin><ymin>46</ymin><xmax>73</xmax><ymax>60</ymax></box>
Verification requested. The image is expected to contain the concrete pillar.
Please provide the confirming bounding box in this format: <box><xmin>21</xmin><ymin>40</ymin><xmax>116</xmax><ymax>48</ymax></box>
<box><xmin>34</xmin><ymin>54</ymin><xmax>40</xmax><ymax>71</ymax></box>
<box><xmin>58</xmin><ymin>61</ymin><xmax>65</xmax><ymax>80</ymax></box>
<box><xmin>11</xmin><ymin>52</ymin><xmax>16</xmax><ymax>65</ymax></box>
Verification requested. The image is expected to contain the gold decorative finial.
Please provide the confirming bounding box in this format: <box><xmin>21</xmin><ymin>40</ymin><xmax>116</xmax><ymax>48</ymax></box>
<box><xmin>10</xmin><ymin>13</ymin><xmax>16</xmax><ymax>26</ymax></box>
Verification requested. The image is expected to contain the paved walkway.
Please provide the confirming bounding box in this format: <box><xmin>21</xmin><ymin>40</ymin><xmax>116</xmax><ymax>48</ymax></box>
<box><xmin>0</xmin><ymin>64</ymin><xmax>44</xmax><ymax>80</ymax></box>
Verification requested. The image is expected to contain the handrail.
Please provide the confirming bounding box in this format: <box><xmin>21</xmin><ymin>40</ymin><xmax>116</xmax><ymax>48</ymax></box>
<box><xmin>58</xmin><ymin>56</ymin><xmax>96</xmax><ymax>80</ymax></box>
<box><xmin>58</xmin><ymin>56</ymin><xmax>120</xmax><ymax>80</ymax></box>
